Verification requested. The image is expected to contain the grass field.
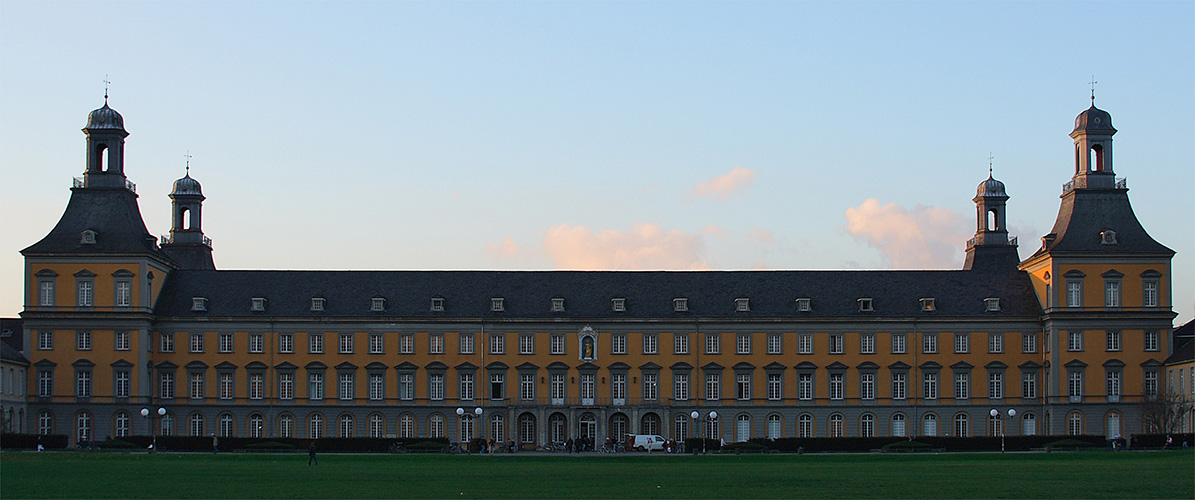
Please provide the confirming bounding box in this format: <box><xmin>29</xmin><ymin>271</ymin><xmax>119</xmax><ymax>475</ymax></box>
<box><xmin>1</xmin><ymin>450</ymin><xmax>1192</xmax><ymax>499</ymax></box>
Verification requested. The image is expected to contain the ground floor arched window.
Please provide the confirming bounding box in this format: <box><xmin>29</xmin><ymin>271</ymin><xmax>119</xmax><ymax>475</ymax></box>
<box><xmin>339</xmin><ymin>414</ymin><xmax>354</xmax><ymax>437</ymax></box>
<box><xmin>798</xmin><ymin>414</ymin><xmax>813</xmax><ymax>438</ymax></box>
<box><xmin>308</xmin><ymin>413</ymin><xmax>324</xmax><ymax>439</ymax></box>
<box><xmin>891</xmin><ymin>414</ymin><xmax>906</xmax><ymax>437</ymax></box>
<box><xmin>673</xmin><ymin>414</ymin><xmax>688</xmax><ymax>442</ymax></box>
<box><xmin>429</xmin><ymin>414</ymin><xmax>445</xmax><ymax>438</ymax></box>
<box><xmin>611</xmin><ymin>413</ymin><xmax>629</xmax><ymax>442</ymax></box>
<box><xmin>766</xmin><ymin>414</ymin><xmax>782</xmax><ymax>439</ymax></box>
<box><xmin>399</xmin><ymin>414</ymin><xmax>415</xmax><ymax>438</ymax></box>
<box><xmin>368</xmin><ymin>414</ymin><xmax>384</xmax><ymax>438</ymax></box>
<box><xmin>829</xmin><ymin>414</ymin><xmax>844</xmax><ymax>437</ymax></box>
<box><xmin>860</xmin><ymin>414</ymin><xmax>875</xmax><ymax>437</ymax></box>
<box><xmin>953</xmin><ymin>413</ymin><xmax>969</xmax><ymax>437</ymax></box>
<box><xmin>38</xmin><ymin>411</ymin><xmax>53</xmax><ymax>435</ymax></box>
<box><xmin>189</xmin><ymin>413</ymin><xmax>205</xmax><ymax>437</ymax></box>
<box><xmin>640</xmin><ymin>412</ymin><xmax>659</xmax><ymax>436</ymax></box>
<box><xmin>490</xmin><ymin>414</ymin><xmax>505</xmax><ymax>443</ymax></box>
<box><xmin>1021</xmin><ymin>413</ymin><xmax>1036</xmax><ymax>436</ymax></box>
<box><xmin>549</xmin><ymin>413</ymin><xmax>567</xmax><ymax>443</ymax></box>
<box><xmin>249</xmin><ymin>413</ymin><xmax>265</xmax><ymax>438</ymax></box>
<box><xmin>278</xmin><ymin>414</ymin><xmax>294</xmax><ymax>438</ymax></box>
<box><xmin>1067</xmin><ymin>411</ymin><xmax>1083</xmax><ymax>435</ymax></box>
<box><xmin>735</xmin><ymin>414</ymin><xmax>751</xmax><ymax>442</ymax></box>
<box><xmin>923</xmin><ymin>413</ymin><xmax>938</xmax><ymax>436</ymax></box>
<box><xmin>76</xmin><ymin>411</ymin><xmax>92</xmax><ymax>443</ymax></box>
<box><xmin>518</xmin><ymin>413</ymin><xmax>536</xmax><ymax>444</ymax></box>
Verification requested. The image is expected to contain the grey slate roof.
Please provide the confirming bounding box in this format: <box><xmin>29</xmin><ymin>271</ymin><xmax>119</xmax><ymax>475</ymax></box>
<box><xmin>21</xmin><ymin>187</ymin><xmax>168</xmax><ymax>258</ymax></box>
<box><xmin>154</xmin><ymin>268</ymin><xmax>1041</xmax><ymax>320</ymax></box>
<box><xmin>1030</xmin><ymin>189</ymin><xmax>1173</xmax><ymax>259</ymax></box>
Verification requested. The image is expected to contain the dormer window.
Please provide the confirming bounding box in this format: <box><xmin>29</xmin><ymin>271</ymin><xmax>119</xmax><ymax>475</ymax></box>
<box><xmin>192</xmin><ymin>297</ymin><xmax>208</xmax><ymax>312</ymax></box>
<box><xmin>796</xmin><ymin>298</ymin><xmax>811</xmax><ymax>312</ymax></box>
<box><xmin>858</xmin><ymin>298</ymin><xmax>874</xmax><ymax>312</ymax></box>
<box><xmin>735</xmin><ymin>298</ymin><xmax>750</xmax><ymax>312</ymax></box>
<box><xmin>371</xmin><ymin>297</ymin><xmax>386</xmax><ymax>312</ymax></box>
<box><xmin>920</xmin><ymin>298</ymin><xmax>936</xmax><ymax>312</ymax></box>
<box><xmin>611</xmin><ymin>298</ymin><xmax>626</xmax><ymax>312</ymax></box>
<box><xmin>673</xmin><ymin>298</ymin><xmax>689</xmax><ymax>312</ymax></box>
<box><xmin>491</xmin><ymin>297</ymin><xmax>505</xmax><ymax>312</ymax></box>
<box><xmin>430</xmin><ymin>297</ymin><xmax>445</xmax><ymax>312</ymax></box>
<box><xmin>80</xmin><ymin>230</ymin><xmax>96</xmax><ymax>245</ymax></box>
<box><xmin>1100</xmin><ymin>229</ymin><xmax>1117</xmax><ymax>245</ymax></box>
<box><xmin>311</xmin><ymin>297</ymin><xmax>326</xmax><ymax>312</ymax></box>
<box><xmin>551</xmin><ymin>298</ymin><xmax>565</xmax><ymax>312</ymax></box>
<box><xmin>251</xmin><ymin>297</ymin><xmax>266</xmax><ymax>312</ymax></box>
<box><xmin>985</xmin><ymin>297</ymin><xmax>1001</xmax><ymax>312</ymax></box>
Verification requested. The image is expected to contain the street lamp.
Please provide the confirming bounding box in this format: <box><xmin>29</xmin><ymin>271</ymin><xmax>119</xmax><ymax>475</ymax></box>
<box><xmin>989</xmin><ymin>408</ymin><xmax>1016</xmax><ymax>453</ymax></box>
<box><xmin>456</xmin><ymin>407</ymin><xmax>466</xmax><ymax>448</ymax></box>
<box><xmin>707</xmin><ymin>411</ymin><xmax>718</xmax><ymax>454</ymax></box>
<box><xmin>474</xmin><ymin>407</ymin><xmax>484</xmax><ymax>453</ymax></box>
<box><xmin>140</xmin><ymin>407</ymin><xmax>166</xmax><ymax>452</ymax></box>
<box><xmin>689</xmin><ymin>411</ymin><xmax>699</xmax><ymax>453</ymax></box>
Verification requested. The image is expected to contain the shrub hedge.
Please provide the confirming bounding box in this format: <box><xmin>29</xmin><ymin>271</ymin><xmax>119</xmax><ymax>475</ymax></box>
<box><xmin>1130</xmin><ymin>433</ymin><xmax>1194</xmax><ymax>448</ymax></box>
<box><xmin>748</xmin><ymin>434</ymin><xmax>1109</xmax><ymax>452</ymax></box>
<box><xmin>1</xmin><ymin>433</ymin><xmax>69</xmax><ymax>450</ymax></box>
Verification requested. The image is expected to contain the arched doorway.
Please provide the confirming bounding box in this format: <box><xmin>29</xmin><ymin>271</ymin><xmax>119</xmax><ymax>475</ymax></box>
<box><xmin>609</xmin><ymin>412</ymin><xmax>629</xmax><ymax>443</ymax></box>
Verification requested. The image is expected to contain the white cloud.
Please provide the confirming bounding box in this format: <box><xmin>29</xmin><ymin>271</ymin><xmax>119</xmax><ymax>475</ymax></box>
<box><xmin>693</xmin><ymin>166</ymin><xmax>756</xmax><ymax>200</ymax></box>
<box><xmin>844</xmin><ymin>198</ymin><xmax>970</xmax><ymax>269</ymax></box>
<box><xmin>543</xmin><ymin>223</ymin><xmax>709</xmax><ymax>270</ymax></box>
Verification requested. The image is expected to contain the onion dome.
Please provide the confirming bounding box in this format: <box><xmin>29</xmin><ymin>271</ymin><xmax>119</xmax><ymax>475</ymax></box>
<box><xmin>1072</xmin><ymin>105</ymin><xmax>1115</xmax><ymax>134</ymax></box>
<box><xmin>976</xmin><ymin>175</ymin><xmax>1007</xmax><ymax>198</ymax></box>
<box><xmin>171</xmin><ymin>174</ymin><xmax>203</xmax><ymax>196</ymax></box>
<box><xmin>85</xmin><ymin>102</ymin><xmax>125</xmax><ymax>131</ymax></box>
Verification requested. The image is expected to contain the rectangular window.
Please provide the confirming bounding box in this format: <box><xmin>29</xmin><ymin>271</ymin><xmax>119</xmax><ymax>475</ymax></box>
<box><xmin>767</xmin><ymin>333</ymin><xmax>782</xmax><ymax>354</ymax></box>
<box><xmin>1066</xmin><ymin>280</ymin><xmax>1082</xmax><ymax>308</ymax></box>
<box><xmin>611</xmin><ymin>298</ymin><xmax>626</xmax><ymax>312</ymax></box>
<box><xmin>115</xmin><ymin>370</ymin><xmax>130</xmax><ymax>398</ymax></box>
<box><xmin>251</xmin><ymin>297</ymin><xmax>266</xmax><ymax>311</ymax></box>
<box><xmin>705</xmin><ymin>373</ymin><xmax>720</xmax><ymax>401</ymax></box>
<box><xmin>674</xmin><ymin>333</ymin><xmax>689</xmax><ymax>354</ymax></box>
<box><xmin>459</xmin><ymin>373</ymin><xmax>474</xmax><ymax>400</ymax></box>
<box><xmin>923</xmin><ymin>372</ymin><xmax>938</xmax><ymax>400</ymax></box>
<box><xmin>828</xmin><ymin>373</ymin><xmax>843</xmax><ymax>400</ymax></box>
<box><xmin>278</xmin><ymin>333</ymin><xmax>293</xmax><ymax>353</ymax></box>
<box><xmin>611</xmin><ymin>373</ymin><xmax>626</xmax><ymax>401</ymax></box>
<box><xmin>279</xmin><ymin>373</ymin><xmax>294</xmax><ymax>400</ymax></box>
<box><xmin>1104</xmin><ymin>281</ymin><xmax>1120</xmax><ymax>308</ymax></box>
<box><xmin>1145</xmin><ymin>331</ymin><xmax>1159</xmax><ymax>351</ymax></box>
<box><xmin>115</xmin><ymin>281</ymin><xmax>131</xmax><ymax>307</ymax></box>
<box><xmin>673</xmin><ymin>374</ymin><xmax>689</xmax><ymax>401</ymax></box>
<box><xmin>429</xmin><ymin>374</ymin><xmax>444</xmax><ymax>401</ymax></box>
<box><xmin>38</xmin><ymin>371</ymin><xmax>53</xmax><ymax>397</ymax></box>
<box><xmin>1105</xmin><ymin>370</ymin><xmax>1121</xmax><ymax>400</ymax></box>
<box><xmin>736</xmin><ymin>333</ymin><xmax>752</xmax><ymax>354</ymax></box>
<box><xmin>430</xmin><ymin>297</ymin><xmax>444</xmax><ymax>312</ymax></box>
<box><xmin>892</xmin><ymin>373</ymin><xmax>907</xmax><ymax>400</ymax></box>
<box><xmin>923</xmin><ymin>333</ymin><xmax>938</xmax><ymax>354</ymax></box>
<box><xmin>954</xmin><ymin>372</ymin><xmax>969</xmax><ymax>400</ymax></box>
<box><xmin>429</xmin><ymin>333</ymin><xmax>444</xmax><ymax>354</ymax></box>
<box><xmin>114</xmin><ymin>331</ymin><xmax>129</xmax><ymax>351</ymax></box>
<box><xmin>1144</xmin><ymin>371</ymin><xmax>1158</xmax><ymax>395</ymax></box>
<box><xmin>984</xmin><ymin>297</ymin><xmax>1001</xmax><ymax>312</ymax></box>
<box><xmin>551</xmin><ymin>297</ymin><xmax>565</xmax><ymax>312</ymax></box>
<box><xmin>829</xmin><ymin>334</ymin><xmax>843</xmax><ymax>354</ymax></box>
<box><xmin>218</xmin><ymin>332</ymin><xmax>233</xmax><ymax>353</ymax></box>
<box><xmin>860</xmin><ymin>373</ymin><xmax>875</xmax><ymax>400</ymax></box>
<box><xmin>459</xmin><ymin>333</ymin><xmax>474</xmax><ymax>354</ymax></box>
<box><xmin>39</xmin><ymin>280</ymin><xmax>55</xmax><ymax>307</ymax></box>
<box><xmin>1106</xmin><ymin>330</ymin><xmax>1121</xmax><ymax>351</ymax></box>
<box><xmin>798</xmin><ymin>333</ymin><xmax>813</xmax><ymax>354</ymax></box>
<box><xmin>338</xmin><ymin>373</ymin><xmax>354</xmax><ymax>400</ymax></box>
<box><xmin>736</xmin><ymin>373</ymin><xmax>751</xmax><ymax>400</ymax></box>
<box><xmin>549</xmin><ymin>334</ymin><xmax>564</xmax><ymax>355</ymax></box>
<box><xmin>309</xmin><ymin>333</ymin><xmax>323</xmax><ymax>354</ymax></box>
<box><xmin>361</xmin><ymin>332</ymin><xmax>379</xmax><ymax>354</ymax></box>
<box><xmin>579</xmin><ymin>374</ymin><xmax>593</xmax><ymax>400</ymax></box>
<box><xmin>1022</xmin><ymin>332</ymin><xmax>1037</xmax><ymax>353</ymax></box>
<box><xmin>643</xmin><ymin>373</ymin><xmax>658</xmax><ymax>401</ymax></box>
<box><xmin>643</xmin><ymin>333</ymin><xmax>658</xmax><ymax>354</ymax></box>
<box><xmin>76</xmin><ymin>330</ymin><xmax>91</xmax><ymax>350</ymax></box>
<box><xmin>75</xmin><ymin>371</ymin><xmax>91</xmax><ymax>397</ymax></box>
<box><xmin>160</xmin><ymin>372</ymin><xmax>174</xmax><ymax>399</ymax></box>
<box><xmin>988</xmin><ymin>372</ymin><xmax>1003</xmax><ymax>399</ymax></box>
<box><xmin>1068</xmin><ymin>371</ymin><xmax>1083</xmax><ymax>400</ymax></box>
<box><xmin>309</xmin><ymin>373</ymin><xmax>324</xmax><ymax>400</ymax></box>
<box><xmin>954</xmin><ymin>333</ymin><xmax>969</xmax><ymax>354</ymax></box>
<box><xmin>766</xmin><ymin>373</ymin><xmax>782</xmax><ymax>400</ymax></box>
<box><xmin>1022</xmin><ymin>372</ymin><xmax>1036</xmax><ymax>399</ymax></box>
<box><xmin>397</xmin><ymin>333</ymin><xmax>412</xmax><ymax>354</ymax></box>
<box><xmin>1067</xmin><ymin>331</ymin><xmax>1083</xmax><ymax>351</ymax></box>
<box><xmin>988</xmin><ymin>332</ymin><xmax>1003</xmax><ymax>353</ymax></box>
<box><xmin>189</xmin><ymin>332</ymin><xmax>204</xmax><ymax>353</ymax></box>
<box><xmin>673</xmin><ymin>298</ymin><xmax>688</xmax><ymax>312</ymax></box>
<box><xmin>798</xmin><ymin>373</ymin><xmax>813</xmax><ymax>400</ymax></box>
<box><xmin>892</xmin><ymin>333</ymin><xmax>907</xmax><ymax>354</ymax></box>
<box><xmin>520</xmin><ymin>334</ymin><xmax>535</xmax><ymax>355</ymax></box>
<box><xmin>77</xmin><ymin>280</ymin><xmax>94</xmax><ymax>307</ymax></box>
<box><xmin>796</xmin><ymin>297</ymin><xmax>811</xmax><ymax>312</ymax></box>
<box><xmin>339</xmin><ymin>333</ymin><xmax>353</xmax><ymax>354</ymax></box>
<box><xmin>860</xmin><ymin>333</ymin><xmax>875</xmax><ymax>354</ymax></box>
<box><xmin>489</xmin><ymin>333</ymin><xmax>505</xmax><ymax>354</ymax></box>
<box><xmin>519</xmin><ymin>373</ymin><xmax>534</xmax><ymax>401</ymax></box>
<box><xmin>190</xmin><ymin>372</ymin><xmax>204</xmax><ymax>399</ymax></box>
<box><xmin>249</xmin><ymin>373</ymin><xmax>264</xmax><ymax>400</ymax></box>
<box><xmin>705</xmin><ymin>333</ymin><xmax>720</xmax><ymax>354</ymax></box>
<box><xmin>216</xmin><ymin>373</ymin><xmax>234</xmax><ymax>400</ymax></box>
<box><xmin>1143</xmin><ymin>281</ymin><xmax>1159</xmax><ymax>307</ymax></box>
<box><xmin>371</xmin><ymin>297</ymin><xmax>385</xmax><ymax>311</ymax></box>
<box><xmin>38</xmin><ymin>330</ymin><xmax>54</xmax><ymax>350</ymax></box>
<box><xmin>399</xmin><ymin>373</ymin><xmax>414</xmax><ymax>400</ymax></box>
<box><xmin>609</xmin><ymin>333</ymin><xmax>626</xmax><ymax>354</ymax></box>
<box><xmin>369</xmin><ymin>374</ymin><xmax>384</xmax><ymax>401</ymax></box>
<box><xmin>550</xmin><ymin>374</ymin><xmax>566</xmax><ymax>401</ymax></box>
<box><xmin>248</xmin><ymin>333</ymin><xmax>263</xmax><ymax>353</ymax></box>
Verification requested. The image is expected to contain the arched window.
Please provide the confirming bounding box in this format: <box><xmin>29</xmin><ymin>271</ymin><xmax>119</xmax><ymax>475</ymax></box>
<box><xmin>369</xmin><ymin>414</ymin><xmax>384</xmax><ymax>438</ymax></box>
<box><xmin>339</xmin><ymin>414</ymin><xmax>354</xmax><ymax>437</ymax></box>
<box><xmin>891</xmin><ymin>414</ymin><xmax>906</xmax><ymax>437</ymax></box>
<box><xmin>672</xmin><ymin>414</ymin><xmax>687</xmax><ymax>442</ymax></box>
<box><xmin>860</xmin><ymin>414</ymin><xmax>875</xmax><ymax>437</ymax></box>
<box><xmin>735</xmin><ymin>414</ymin><xmax>752</xmax><ymax>442</ymax></box>
<box><xmin>549</xmin><ymin>413</ymin><xmax>567</xmax><ymax>443</ymax></box>
<box><xmin>988</xmin><ymin>414</ymin><xmax>1001</xmax><ymax>437</ymax></box>
<box><xmin>459</xmin><ymin>414</ymin><xmax>475</xmax><ymax>442</ymax></box>
<box><xmin>1067</xmin><ymin>411</ymin><xmax>1083</xmax><ymax>435</ymax></box>
<box><xmin>798</xmin><ymin>414</ymin><xmax>813</xmax><ymax>438</ymax></box>
<box><xmin>923</xmin><ymin>413</ymin><xmax>938</xmax><ymax>437</ymax></box>
<box><xmin>399</xmin><ymin>414</ymin><xmax>415</xmax><ymax>438</ymax></box>
<box><xmin>189</xmin><ymin>413</ymin><xmax>204</xmax><ymax>437</ymax></box>
<box><xmin>705</xmin><ymin>414</ymin><xmax>721</xmax><ymax>441</ymax></box>
<box><xmin>308</xmin><ymin>413</ymin><xmax>324</xmax><ymax>439</ymax></box>
<box><xmin>219</xmin><ymin>413</ymin><xmax>235</xmax><ymax>437</ymax></box>
<box><xmin>1021</xmin><ymin>412</ymin><xmax>1036</xmax><ymax>436</ymax></box>
<box><xmin>160</xmin><ymin>413</ymin><xmax>175</xmax><ymax>436</ymax></box>
<box><xmin>640</xmin><ymin>413</ymin><xmax>660</xmax><ymax>436</ymax></box>
<box><xmin>248</xmin><ymin>414</ymin><xmax>264</xmax><ymax>438</ymax></box>
<box><xmin>76</xmin><ymin>411</ymin><xmax>92</xmax><ymax>443</ymax></box>
<box><xmin>953</xmin><ymin>413</ymin><xmax>969</xmax><ymax>437</ymax></box>
<box><xmin>1105</xmin><ymin>411</ymin><xmax>1121</xmax><ymax>439</ymax></box>
<box><xmin>278</xmin><ymin>414</ymin><xmax>294</xmax><ymax>438</ymax></box>
<box><xmin>829</xmin><ymin>414</ymin><xmax>844</xmax><ymax>437</ymax></box>
<box><xmin>490</xmin><ymin>414</ymin><xmax>505</xmax><ymax>443</ymax></box>
<box><xmin>766</xmin><ymin>414</ymin><xmax>782</xmax><ymax>439</ymax></box>
<box><xmin>429</xmin><ymin>414</ymin><xmax>445</xmax><ymax>438</ymax></box>
<box><xmin>114</xmin><ymin>411</ymin><xmax>130</xmax><ymax>438</ymax></box>
<box><xmin>611</xmin><ymin>413</ymin><xmax>629</xmax><ymax>442</ymax></box>
<box><xmin>38</xmin><ymin>411</ymin><xmax>53</xmax><ymax>435</ymax></box>
<box><xmin>518</xmin><ymin>413</ymin><xmax>536</xmax><ymax>445</ymax></box>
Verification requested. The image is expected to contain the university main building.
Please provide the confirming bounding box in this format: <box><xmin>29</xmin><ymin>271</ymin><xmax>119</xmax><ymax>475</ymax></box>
<box><xmin>18</xmin><ymin>97</ymin><xmax>1176</xmax><ymax>446</ymax></box>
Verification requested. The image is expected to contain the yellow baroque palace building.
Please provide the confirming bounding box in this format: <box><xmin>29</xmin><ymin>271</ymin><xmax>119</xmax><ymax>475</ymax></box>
<box><xmin>20</xmin><ymin>97</ymin><xmax>1176</xmax><ymax>446</ymax></box>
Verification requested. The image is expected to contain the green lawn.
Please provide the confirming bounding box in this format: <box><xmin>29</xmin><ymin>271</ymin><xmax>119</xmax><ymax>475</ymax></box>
<box><xmin>1</xmin><ymin>451</ymin><xmax>1192</xmax><ymax>499</ymax></box>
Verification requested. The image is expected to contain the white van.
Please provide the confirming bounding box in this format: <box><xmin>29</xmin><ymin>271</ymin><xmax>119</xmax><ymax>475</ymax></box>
<box><xmin>627</xmin><ymin>434</ymin><xmax>667</xmax><ymax>451</ymax></box>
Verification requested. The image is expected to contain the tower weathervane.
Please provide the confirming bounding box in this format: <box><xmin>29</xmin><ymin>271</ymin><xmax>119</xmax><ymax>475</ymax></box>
<box><xmin>184</xmin><ymin>151</ymin><xmax>192</xmax><ymax>175</ymax></box>
<box><xmin>1088</xmin><ymin>75</ymin><xmax>1098</xmax><ymax>104</ymax></box>
<box><xmin>988</xmin><ymin>153</ymin><xmax>994</xmax><ymax>177</ymax></box>
<box><xmin>103</xmin><ymin>75</ymin><xmax>111</xmax><ymax>104</ymax></box>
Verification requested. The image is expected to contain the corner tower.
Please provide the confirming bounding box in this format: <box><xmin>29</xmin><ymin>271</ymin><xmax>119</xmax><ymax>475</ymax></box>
<box><xmin>1019</xmin><ymin>99</ymin><xmax>1175</xmax><ymax>436</ymax></box>
<box><xmin>160</xmin><ymin>166</ymin><xmax>215</xmax><ymax>270</ymax></box>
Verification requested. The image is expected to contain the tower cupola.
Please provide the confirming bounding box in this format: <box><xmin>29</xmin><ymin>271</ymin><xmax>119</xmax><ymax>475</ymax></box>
<box><xmin>964</xmin><ymin>169</ymin><xmax>1018</xmax><ymax>271</ymax></box>
<box><xmin>160</xmin><ymin>163</ymin><xmax>215</xmax><ymax>270</ymax></box>
<box><xmin>1068</xmin><ymin>102</ymin><xmax>1117</xmax><ymax>189</ymax></box>
<box><xmin>81</xmin><ymin>98</ymin><xmax>131</xmax><ymax>188</ymax></box>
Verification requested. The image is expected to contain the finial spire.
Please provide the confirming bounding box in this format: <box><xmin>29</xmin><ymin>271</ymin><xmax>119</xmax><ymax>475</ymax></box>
<box><xmin>103</xmin><ymin>75</ymin><xmax>111</xmax><ymax>104</ymax></box>
<box><xmin>1088</xmin><ymin>75</ymin><xmax>1098</xmax><ymax>105</ymax></box>
<box><xmin>988</xmin><ymin>153</ymin><xmax>994</xmax><ymax>178</ymax></box>
<box><xmin>184</xmin><ymin>151</ymin><xmax>192</xmax><ymax>176</ymax></box>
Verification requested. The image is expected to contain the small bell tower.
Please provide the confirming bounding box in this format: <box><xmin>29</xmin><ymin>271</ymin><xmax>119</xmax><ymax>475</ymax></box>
<box><xmin>963</xmin><ymin>161</ymin><xmax>1019</xmax><ymax>271</ymax></box>
<box><xmin>160</xmin><ymin>158</ymin><xmax>215</xmax><ymax>270</ymax></box>
<box><xmin>81</xmin><ymin>89</ymin><xmax>130</xmax><ymax>189</ymax></box>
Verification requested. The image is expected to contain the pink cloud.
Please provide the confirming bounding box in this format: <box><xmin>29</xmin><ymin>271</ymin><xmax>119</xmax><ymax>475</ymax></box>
<box><xmin>543</xmin><ymin>223</ymin><xmax>709</xmax><ymax>270</ymax></box>
<box><xmin>694</xmin><ymin>166</ymin><xmax>756</xmax><ymax>200</ymax></box>
<box><xmin>844</xmin><ymin>198</ymin><xmax>970</xmax><ymax>269</ymax></box>
<box><xmin>485</xmin><ymin>238</ymin><xmax>521</xmax><ymax>260</ymax></box>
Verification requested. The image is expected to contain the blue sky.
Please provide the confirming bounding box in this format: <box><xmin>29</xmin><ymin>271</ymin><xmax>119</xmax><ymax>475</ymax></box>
<box><xmin>1</xmin><ymin>1</ymin><xmax>1192</xmax><ymax>324</ymax></box>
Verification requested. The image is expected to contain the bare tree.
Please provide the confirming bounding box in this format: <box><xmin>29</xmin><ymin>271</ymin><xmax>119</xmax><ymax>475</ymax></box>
<box><xmin>1141</xmin><ymin>392</ymin><xmax>1193</xmax><ymax>434</ymax></box>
